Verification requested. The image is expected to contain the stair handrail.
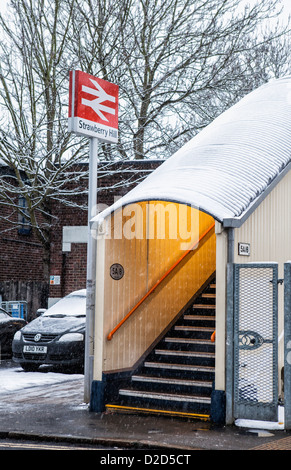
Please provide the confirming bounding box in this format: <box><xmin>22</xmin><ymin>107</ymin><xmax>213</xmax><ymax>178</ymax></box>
<box><xmin>107</xmin><ymin>221</ymin><xmax>215</xmax><ymax>341</ymax></box>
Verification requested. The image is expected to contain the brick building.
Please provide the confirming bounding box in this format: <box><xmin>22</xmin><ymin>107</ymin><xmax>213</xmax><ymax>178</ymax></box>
<box><xmin>0</xmin><ymin>160</ymin><xmax>163</xmax><ymax>319</ymax></box>
<box><xmin>0</xmin><ymin>165</ymin><xmax>48</xmax><ymax>316</ymax></box>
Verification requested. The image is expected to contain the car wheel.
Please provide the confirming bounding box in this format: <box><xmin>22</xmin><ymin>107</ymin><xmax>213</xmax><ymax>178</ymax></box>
<box><xmin>21</xmin><ymin>363</ymin><xmax>40</xmax><ymax>372</ymax></box>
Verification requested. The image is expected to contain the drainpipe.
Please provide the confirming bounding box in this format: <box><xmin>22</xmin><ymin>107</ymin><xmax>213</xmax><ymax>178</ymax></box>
<box><xmin>225</xmin><ymin>227</ymin><xmax>235</xmax><ymax>425</ymax></box>
<box><xmin>227</xmin><ymin>227</ymin><xmax>234</xmax><ymax>264</ymax></box>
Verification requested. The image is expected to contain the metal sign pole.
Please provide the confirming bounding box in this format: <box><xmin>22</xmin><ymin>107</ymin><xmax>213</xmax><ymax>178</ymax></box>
<box><xmin>68</xmin><ymin>70</ymin><xmax>118</xmax><ymax>404</ymax></box>
<box><xmin>84</xmin><ymin>136</ymin><xmax>98</xmax><ymax>402</ymax></box>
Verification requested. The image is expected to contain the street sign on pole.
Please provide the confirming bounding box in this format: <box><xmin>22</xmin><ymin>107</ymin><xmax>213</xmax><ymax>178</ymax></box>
<box><xmin>68</xmin><ymin>70</ymin><xmax>119</xmax><ymax>402</ymax></box>
<box><xmin>69</xmin><ymin>70</ymin><xmax>119</xmax><ymax>143</ymax></box>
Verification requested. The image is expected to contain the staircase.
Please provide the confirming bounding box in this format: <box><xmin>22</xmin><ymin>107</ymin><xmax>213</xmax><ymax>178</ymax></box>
<box><xmin>106</xmin><ymin>279</ymin><xmax>216</xmax><ymax>420</ymax></box>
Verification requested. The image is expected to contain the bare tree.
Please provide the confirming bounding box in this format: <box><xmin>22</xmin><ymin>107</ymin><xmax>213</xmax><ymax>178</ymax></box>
<box><xmin>0</xmin><ymin>0</ymin><xmax>88</xmax><ymax>280</ymax></box>
<box><xmin>71</xmin><ymin>0</ymin><xmax>289</xmax><ymax>159</ymax></box>
<box><xmin>0</xmin><ymin>0</ymin><xmax>289</xmax><ymax>284</ymax></box>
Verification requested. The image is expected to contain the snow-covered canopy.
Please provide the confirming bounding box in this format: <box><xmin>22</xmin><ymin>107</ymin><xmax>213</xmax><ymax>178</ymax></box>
<box><xmin>93</xmin><ymin>76</ymin><xmax>291</xmax><ymax>226</ymax></box>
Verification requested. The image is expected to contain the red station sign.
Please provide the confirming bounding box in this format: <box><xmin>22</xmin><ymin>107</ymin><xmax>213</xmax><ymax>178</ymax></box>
<box><xmin>68</xmin><ymin>70</ymin><xmax>119</xmax><ymax>143</ymax></box>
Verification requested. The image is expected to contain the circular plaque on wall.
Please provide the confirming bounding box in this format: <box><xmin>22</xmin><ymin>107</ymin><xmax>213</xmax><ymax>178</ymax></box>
<box><xmin>110</xmin><ymin>263</ymin><xmax>124</xmax><ymax>280</ymax></box>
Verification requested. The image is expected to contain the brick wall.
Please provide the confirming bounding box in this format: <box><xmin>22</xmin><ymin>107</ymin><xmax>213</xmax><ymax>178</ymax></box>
<box><xmin>0</xmin><ymin>160</ymin><xmax>164</xmax><ymax>310</ymax></box>
<box><xmin>0</xmin><ymin>171</ymin><xmax>49</xmax><ymax>316</ymax></box>
<box><xmin>0</xmin><ymin>192</ymin><xmax>44</xmax><ymax>282</ymax></box>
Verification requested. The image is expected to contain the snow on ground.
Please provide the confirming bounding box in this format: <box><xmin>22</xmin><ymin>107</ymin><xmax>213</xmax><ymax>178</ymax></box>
<box><xmin>0</xmin><ymin>363</ymin><xmax>85</xmax><ymax>410</ymax></box>
<box><xmin>235</xmin><ymin>406</ymin><xmax>285</xmax><ymax>431</ymax></box>
<box><xmin>0</xmin><ymin>363</ymin><xmax>83</xmax><ymax>394</ymax></box>
<box><xmin>0</xmin><ymin>364</ymin><xmax>286</xmax><ymax>429</ymax></box>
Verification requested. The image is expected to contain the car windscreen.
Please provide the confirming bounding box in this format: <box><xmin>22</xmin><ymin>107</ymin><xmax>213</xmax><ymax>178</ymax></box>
<box><xmin>43</xmin><ymin>295</ymin><xmax>86</xmax><ymax>317</ymax></box>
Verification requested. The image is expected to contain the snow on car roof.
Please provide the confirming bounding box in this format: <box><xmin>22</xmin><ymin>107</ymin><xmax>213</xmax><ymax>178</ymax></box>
<box><xmin>67</xmin><ymin>289</ymin><xmax>86</xmax><ymax>297</ymax></box>
<box><xmin>43</xmin><ymin>289</ymin><xmax>86</xmax><ymax>316</ymax></box>
<box><xmin>92</xmin><ymin>76</ymin><xmax>291</xmax><ymax>225</ymax></box>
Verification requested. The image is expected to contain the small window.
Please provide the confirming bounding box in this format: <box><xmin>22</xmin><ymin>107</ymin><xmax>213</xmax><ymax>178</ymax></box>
<box><xmin>18</xmin><ymin>196</ymin><xmax>31</xmax><ymax>235</ymax></box>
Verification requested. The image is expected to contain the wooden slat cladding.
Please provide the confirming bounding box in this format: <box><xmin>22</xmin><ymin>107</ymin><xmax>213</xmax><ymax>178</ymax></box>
<box><xmin>101</xmin><ymin>201</ymin><xmax>216</xmax><ymax>372</ymax></box>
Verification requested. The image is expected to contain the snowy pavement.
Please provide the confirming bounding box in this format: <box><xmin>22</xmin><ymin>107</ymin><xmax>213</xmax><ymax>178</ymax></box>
<box><xmin>1</xmin><ymin>361</ymin><xmax>291</xmax><ymax>450</ymax></box>
<box><xmin>0</xmin><ymin>361</ymin><xmax>85</xmax><ymax>408</ymax></box>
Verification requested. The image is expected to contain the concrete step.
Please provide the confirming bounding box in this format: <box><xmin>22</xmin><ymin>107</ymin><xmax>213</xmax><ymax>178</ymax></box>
<box><xmin>131</xmin><ymin>374</ymin><xmax>213</xmax><ymax>389</ymax></box>
<box><xmin>108</xmin><ymin>277</ymin><xmax>216</xmax><ymax>420</ymax></box>
<box><xmin>144</xmin><ymin>361</ymin><xmax>215</xmax><ymax>373</ymax></box>
<box><xmin>193</xmin><ymin>304</ymin><xmax>216</xmax><ymax>310</ymax></box>
<box><xmin>174</xmin><ymin>325</ymin><xmax>214</xmax><ymax>332</ymax></box>
<box><xmin>119</xmin><ymin>389</ymin><xmax>211</xmax><ymax>405</ymax></box>
<box><xmin>183</xmin><ymin>314</ymin><xmax>215</xmax><ymax>321</ymax></box>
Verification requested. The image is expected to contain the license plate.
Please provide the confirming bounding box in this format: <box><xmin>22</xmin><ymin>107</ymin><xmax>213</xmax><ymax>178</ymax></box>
<box><xmin>23</xmin><ymin>345</ymin><xmax>47</xmax><ymax>353</ymax></box>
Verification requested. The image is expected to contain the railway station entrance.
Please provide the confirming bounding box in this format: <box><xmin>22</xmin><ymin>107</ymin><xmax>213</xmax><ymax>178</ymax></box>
<box><xmin>89</xmin><ymin>76</ymin><xmax>291</xmax><ymax>428</ymax></box>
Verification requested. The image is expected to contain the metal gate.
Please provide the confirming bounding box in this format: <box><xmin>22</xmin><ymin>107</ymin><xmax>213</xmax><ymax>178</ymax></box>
<box><xmin>233</xmin><ymin>263</ymin><xmax>278</xmax><ymax>422</ymax></box>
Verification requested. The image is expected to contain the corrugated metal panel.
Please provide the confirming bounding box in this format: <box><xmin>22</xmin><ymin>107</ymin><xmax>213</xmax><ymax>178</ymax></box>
<box><xmin>93</xmin><ymin>76</ymin><xmax>291</xmax><ymax>224</ymax></box>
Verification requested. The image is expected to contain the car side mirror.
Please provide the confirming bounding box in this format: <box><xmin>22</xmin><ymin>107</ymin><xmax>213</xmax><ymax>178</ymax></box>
<box><xmin>36</xmin><ymin>308</ymin><xmax>47</xmax><ymax>317</ymax></box>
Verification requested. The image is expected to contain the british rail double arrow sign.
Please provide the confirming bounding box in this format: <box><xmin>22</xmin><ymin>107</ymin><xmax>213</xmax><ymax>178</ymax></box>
<box><xmin>68</xmin><ymin>70</ymin><xmax>119</xmax><ymax>143</ymax></box>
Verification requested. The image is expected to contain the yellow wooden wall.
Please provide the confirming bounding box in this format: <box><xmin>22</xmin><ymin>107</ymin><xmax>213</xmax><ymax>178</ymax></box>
<box><xmin>101</xmin><ymin>201</ymin><xmax>216</xmax><ymax>372</ymax></box>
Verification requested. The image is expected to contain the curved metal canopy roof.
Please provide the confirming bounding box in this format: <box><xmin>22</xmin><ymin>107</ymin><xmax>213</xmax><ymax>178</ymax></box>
<box><xmin>94</xmin><ymin>76</ymin><xmax>291</xmax><ymax>226</ymax></box>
